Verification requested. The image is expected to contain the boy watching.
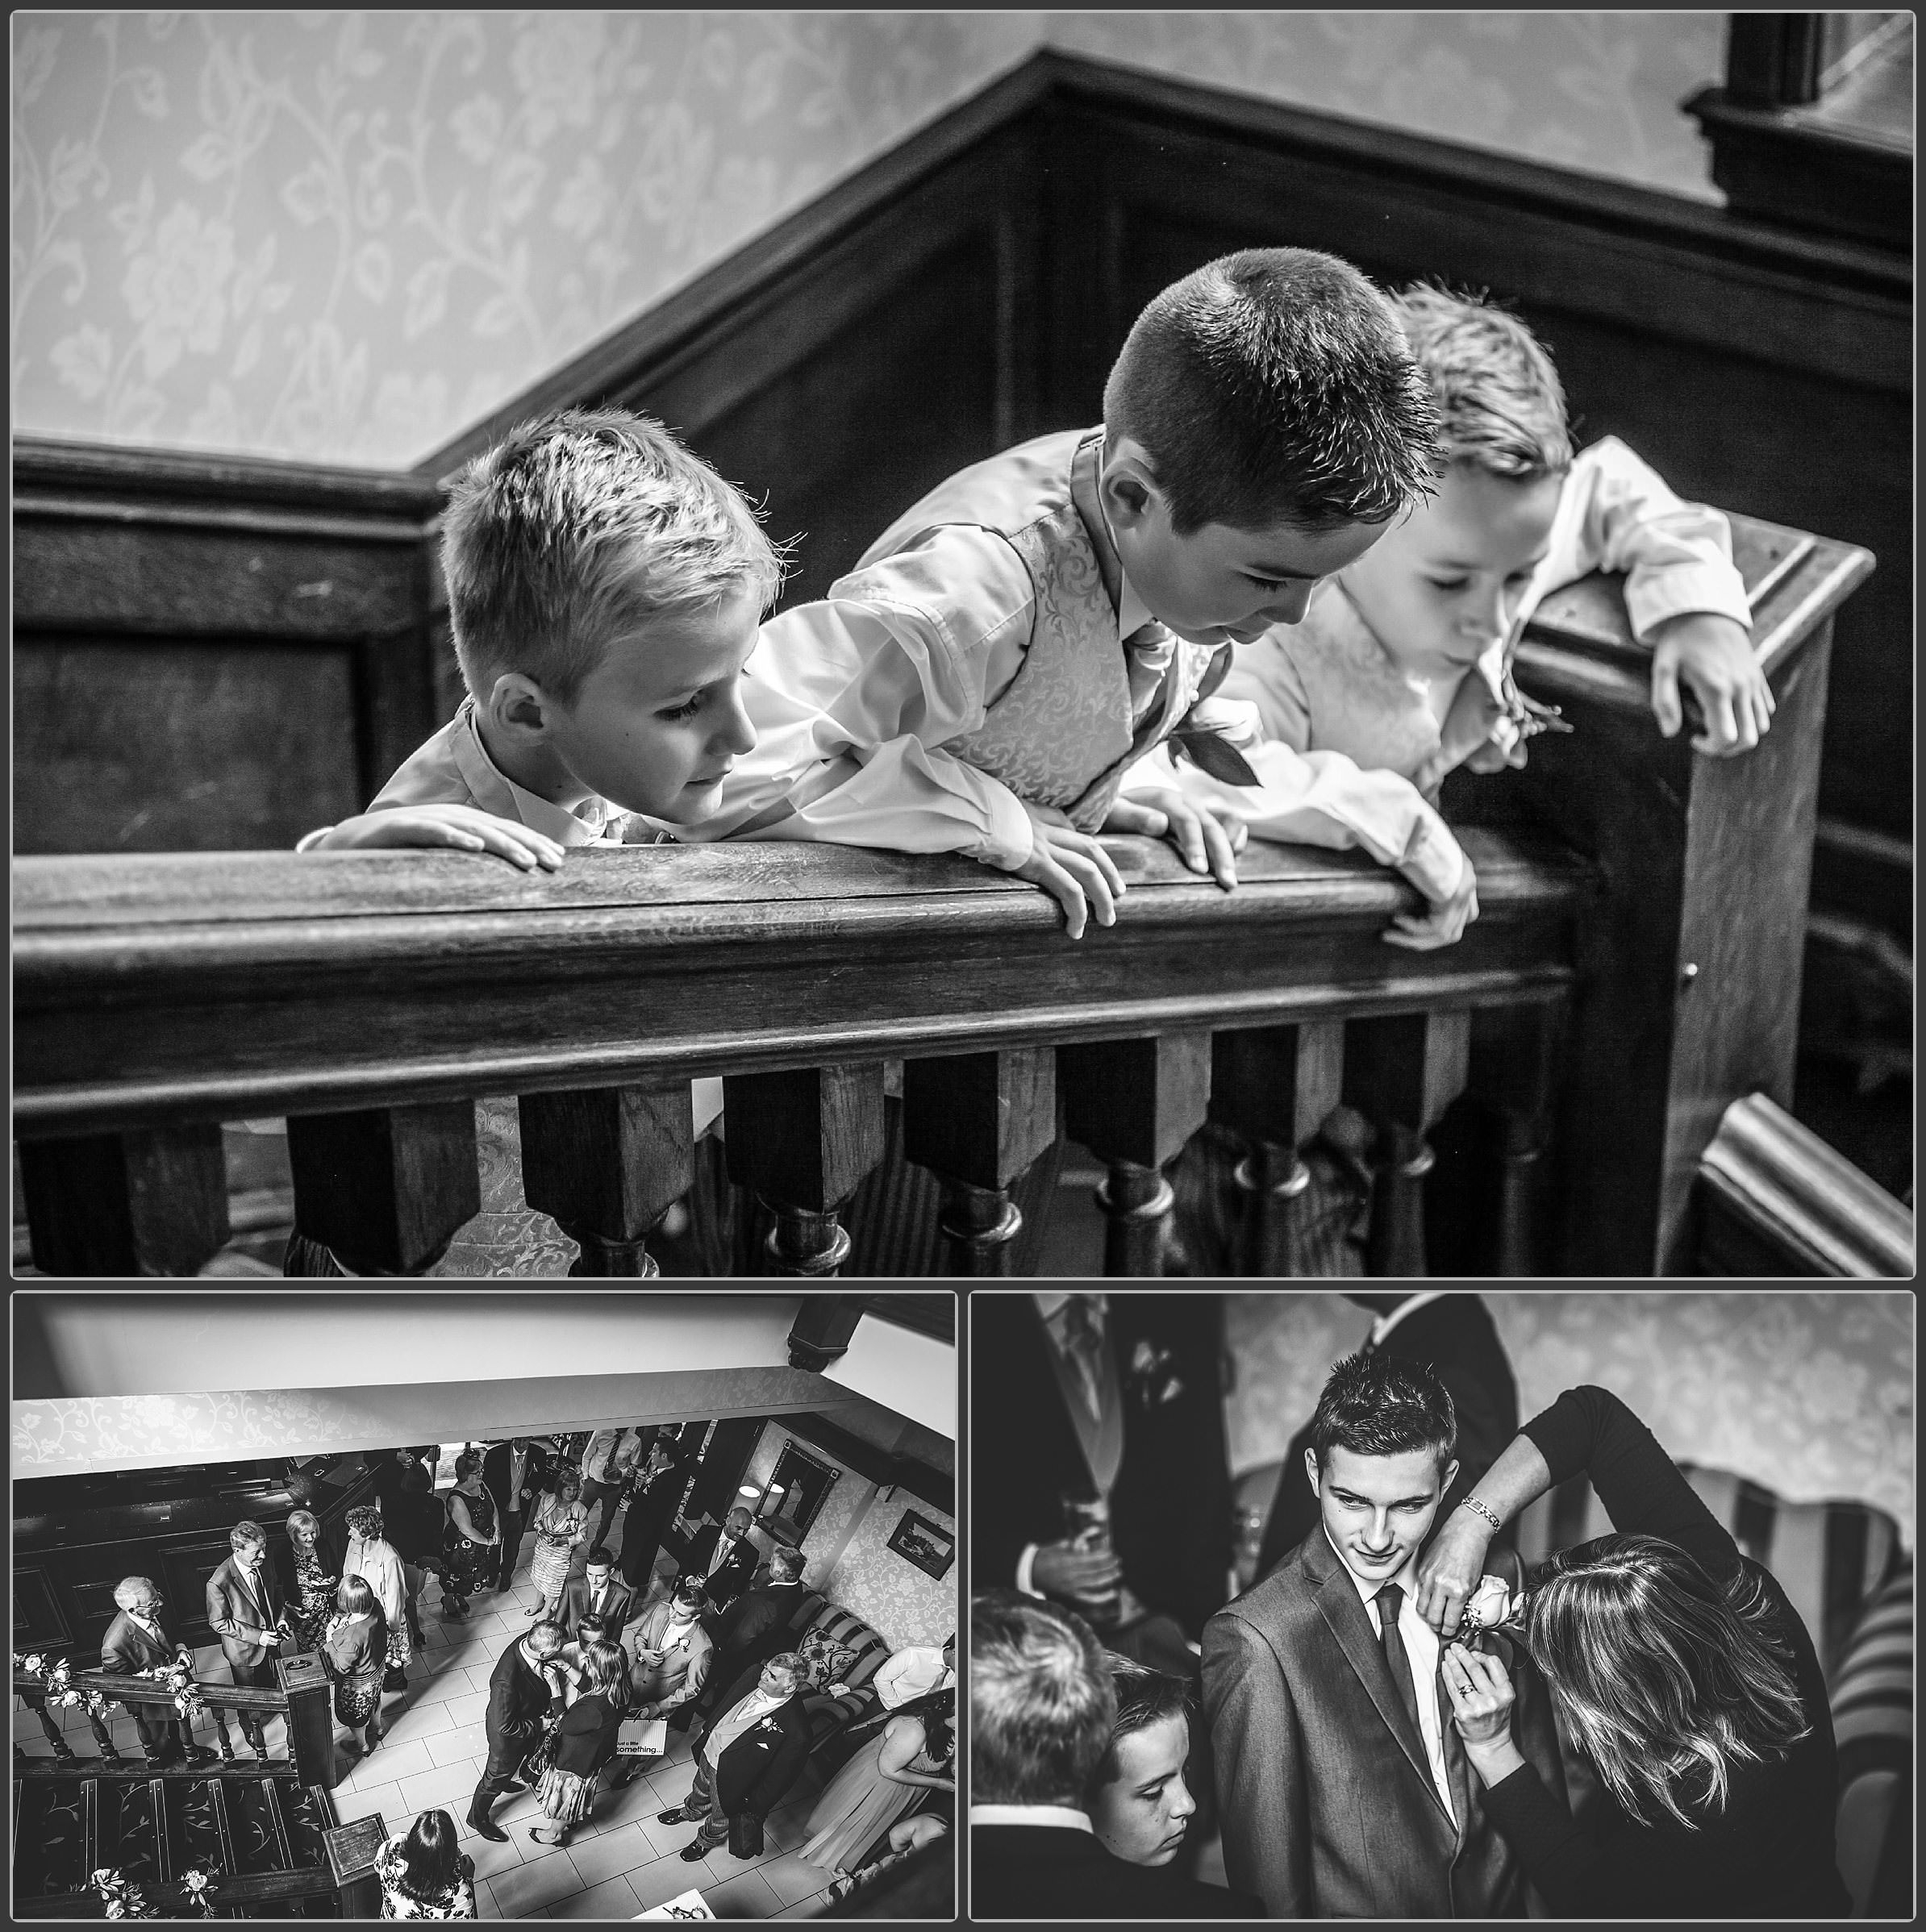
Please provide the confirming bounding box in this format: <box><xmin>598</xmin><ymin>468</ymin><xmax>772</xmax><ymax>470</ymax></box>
<box><xmin>294</xmin><ymin>408</ymin><xmax>785</xmax><ymax>1274</ymax></box>
<box><xmin>1143</xmin><ymin>284</ymin><xmax>1765</xmax><ymax>943</ymax></box>
<box><xmin>681</xmin><ymin>247</ymin><xmax>1453</xmax><ymax>939</ymax></box>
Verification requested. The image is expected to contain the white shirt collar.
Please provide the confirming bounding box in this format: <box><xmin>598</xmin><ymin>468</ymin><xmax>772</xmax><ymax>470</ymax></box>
<box><xmin>1324</xmin><ymin>1525</ymin><xmax>1419</xmax><ymax>1606</ymax></box>
<box><xmin>1032</xmin><ymin>1290</ymin><xmax>1108</xmax><ymax>1326</ymax></box>
<box><xmin>452</xmin><ymin>699</ymin><xmax>620</xmax><ymax>848</ymax></box>
<box><xmin>1369</xmin><ymin>1290</ymin><xmax>1447</xmax><ymax>1349</ymax></box>
<box><xmin>969</xmin><ymin>1804</ymin><xmax>1094</xmax><ymax>1833</ymax></box>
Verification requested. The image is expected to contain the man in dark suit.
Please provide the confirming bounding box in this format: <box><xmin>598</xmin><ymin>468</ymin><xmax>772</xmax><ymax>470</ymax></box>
<box><xmin>1256</xmin><ymin>1291</ymin><xmax>1519</xmax><ymax>1580</ymax></box>
<box><xmin>660</xmin><ymin>1651</ymin><xmax>814</xmax><ymax>1862</ymax></box>
<box><xmin>973</xmin><ymin>1293</ymin><xmax>1232</xmax><ymax>1667</ymax></box>
<box><xmin>482</xmin><ymin>1437</ymin><xmax>549</xmax><ymax>1595</ymax></box>
<box><xmin>695</xmin><ymin>1545</ymin><xmax>813</xmax><ymax>1718</ymax></box>
<box><xmin>971</xmin><ymin>1592</ymin><xmax>1261</xmax><ymax>1919</ymax></box>
<box><xmin>618</xmin><ymin>1438</ymin><xmax>683</xmax><ymax>1593</ymax></box>
<box><xmin>559</xmin><ymin>1547</ymin><xmax>635</xmax><ymax>1650</ymax></box>
<box><xmin>1203</xmin><ymin>1351</ymin><xmax>1564</xmax><ymax>1917</ymax></box>
<box><xmin>468</xmin><ymin>1619</ymin><xmax>564</xmax><ymax>1841</ymax></box>
<box><xmin>204</xmin><ymin>1520</ymin><xmax>287</xmax><ymax>1757</ymax></box>
<box><xmin>102</xmin><ymin>1577</ymin><xmax>215</xmax><ymax>1769</ymax></box>
<box><xmin>678</xmin><ymin>1503</ymin><xmax>761</xmax><ymax>1614</ymax></box>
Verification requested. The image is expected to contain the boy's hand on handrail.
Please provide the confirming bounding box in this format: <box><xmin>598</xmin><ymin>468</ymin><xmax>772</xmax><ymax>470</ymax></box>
<box><xmin>1382</xmin><ymin>860</ymin><xmax>1479</xmax><ymax>951</ymax></box>
<box><xmin>1010</xmin><ymin>803</ymin><xmax>1124</xmax><ymax>940</ymax></box>
<box><xmin>303</xmin><ymin>802</ymin><xmax>566</xmax><ymax>872</ymax></box>
<box><xmin>1648</xmin><ymin>611</ymin><xmax>1774</xmax><ymax>757</ymax></box>
<box><xmin>1102</xmin><ymin>789</ymin><xmax>1245</xmax><ymax>890</ymax></box>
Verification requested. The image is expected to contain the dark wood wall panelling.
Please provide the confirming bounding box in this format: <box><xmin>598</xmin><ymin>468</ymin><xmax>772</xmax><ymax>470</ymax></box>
<box><xmin>12</xmin><ymin>52</ymin><xmax>1907</xmax><ymax>938</ymax></box>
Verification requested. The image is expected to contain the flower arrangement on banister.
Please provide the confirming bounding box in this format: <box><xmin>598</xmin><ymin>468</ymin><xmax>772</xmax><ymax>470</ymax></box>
<box><xmin>132</xmin><ymin>1655</ymin><xmax>208</xmax><ymax>1720</ymax></box>
<box><xmin>15</xmin><ymin>1651</ymin><xmax>115</xmax><ymax>1719</ymax></box>
<box><xmin>86</xmin><ymin>1863</ymin><xmax>222</xmax><ymax>1919</ymax></box>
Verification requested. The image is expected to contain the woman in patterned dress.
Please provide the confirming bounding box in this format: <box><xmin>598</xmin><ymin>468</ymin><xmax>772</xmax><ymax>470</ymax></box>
<box><xmin>527</xmin><ymin>1467</ymin><xmax>586</xmax><ymax>1622</ymax></box>
<box><xmin>373</xmin><ymin>1810</ymin><xmax>477</xmax><ymax>1920</ymax></box>
<box><xmin>277</xmin><ymin>1509</ymin><xmax>338</xmax><ymax>1653</ymax></box>
<box><xmin>440</xmin><ymin>1453</ymin><xmax>498</xmax><ymax>1619</ymax></box>
<box><xmin>322</xmin><ymin>1575</ymin><xmax>388</xmax><ymax>1757</ymax></box>
<box><xmin>529</xmin><ymin>1639</ymin><xmax>630</xmax><ymax>1848</ymax></box>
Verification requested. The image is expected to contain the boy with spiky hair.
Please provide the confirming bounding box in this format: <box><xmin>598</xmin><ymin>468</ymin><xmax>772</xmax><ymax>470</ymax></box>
<box><xmin>683</xmin><ymin>246</ymin><xmax>1453</xmax><ymax>939</ymax></box>
<box><xmin>303</xmin><ymin>406</ymin><xmax>783</xmax><ymax>864</ymax></box>
<box><xmin>1144</xmin><ymin>284</ymin><xmax>1765</xmax><ymax>945</ymax></box>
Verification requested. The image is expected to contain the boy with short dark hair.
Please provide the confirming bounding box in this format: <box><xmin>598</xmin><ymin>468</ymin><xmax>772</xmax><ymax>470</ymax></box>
<box><xmin>1145</xmin><ymin>285</ymin><xmax>1766</xmax><ymax>946</ymax></box>
<box><xmin>682</xmin><ymin>246</ymin><xmax>1452</xmax><ymax>939</ymax></box>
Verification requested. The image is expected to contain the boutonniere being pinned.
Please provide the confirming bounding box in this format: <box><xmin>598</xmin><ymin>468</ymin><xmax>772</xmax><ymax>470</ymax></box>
<box><xmin>1458</xmin><ymin>1574</ymin><xmax>1528</xmax><ymax>1646</ymax></box>
<box><xmin>1127</xmin><ymin>1339</ymin><xmax>1186</xmax><ymax>1409</ymax></box>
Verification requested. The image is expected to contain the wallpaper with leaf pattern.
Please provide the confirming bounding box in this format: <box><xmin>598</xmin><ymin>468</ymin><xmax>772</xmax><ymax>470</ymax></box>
<box><xmin>1224</xmin><ymin>1292</ymin><xmax>1915</xmax><ymax>1547</ymax></box>
<box><xmin>12</xmin><ymin>10</ymin><xmax>1725</xmax><ymax>466</ymax></box>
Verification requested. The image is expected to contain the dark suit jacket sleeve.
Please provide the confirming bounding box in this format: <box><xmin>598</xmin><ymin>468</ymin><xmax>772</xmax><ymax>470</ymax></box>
<box><xmin>1203</xmin><ymin>1608</ymin><xmax>1309</xmax><ymax>1918</ymax></box>
<box><xmin>205</xmin><ymin>1568</ymin><xmax>265</xmax><ymax>1647</ymax></box>
<box><xmin>101</xmin><ymin>1617</ymin><xmax>144</xmax><ymax>1677</ymax></box>
<box><xmin>487</xmin><ymin>1655</ymin><xmax>531</xmax><ymax>1743</ymax></box>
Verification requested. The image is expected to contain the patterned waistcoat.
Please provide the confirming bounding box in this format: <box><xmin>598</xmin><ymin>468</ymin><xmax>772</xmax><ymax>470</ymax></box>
<box><xmin>943</xmin><ymin>434</ymin><xmax>1220</xmax><ymax>831</ymax></box>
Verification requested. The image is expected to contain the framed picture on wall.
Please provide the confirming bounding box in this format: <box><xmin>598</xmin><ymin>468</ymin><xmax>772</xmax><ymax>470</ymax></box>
<box><xmin>766</xmin><ymin>1439</ymin><xmax>841</xmax><ymax>1538</ymax></box>
<box><xmin>887</xmin><ymin>1509</ymin><xmax>954</xmax><ymax>1580</ymax></box>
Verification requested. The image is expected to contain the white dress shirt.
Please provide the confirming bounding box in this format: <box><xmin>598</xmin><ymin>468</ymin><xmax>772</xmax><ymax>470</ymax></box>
<box><xmin>969</xmin><ymin>1804</ymin><xmax>1094</xmax><ymax>1832</ymax></box>
<box><xmin>1327</xmin><ymin>1530</ymin><xmax>1456</xmax><ymax>1826</ymax></box>
<box><xmin>1133</xmin><ymin>434</ymin><xmax>1756</xmax><ymax>906</ymax></box>
<box><xmin>872</xmin><ymin>1646</ymin><xmax>955</xmax><ymax>1710</ymax></box>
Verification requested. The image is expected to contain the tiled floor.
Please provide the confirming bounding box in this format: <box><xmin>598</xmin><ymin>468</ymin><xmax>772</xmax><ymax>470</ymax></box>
<box><xmin>16</xmin><ymin>1523</ymin><xmax>853</xmax><ymax>1920</ymax></box>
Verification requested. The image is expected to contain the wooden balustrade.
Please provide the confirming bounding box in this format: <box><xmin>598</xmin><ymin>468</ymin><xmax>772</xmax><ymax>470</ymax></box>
<box><xmin>8</xmin><ymin>507</ymin><xmax>1883</xmax><ymax>1276</ymax></box>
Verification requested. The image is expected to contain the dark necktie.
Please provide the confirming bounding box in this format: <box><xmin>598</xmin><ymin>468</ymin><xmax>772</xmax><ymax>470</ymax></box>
<box><xmin>1057</xmin><ymin>1297</ymin><xmax>1107</xmax><ymax>1422</ymax></box>
<box><xmin>1375</xmin><ymin>1582</ymin><xmax>1422</xmax><ymax>1742</ymax></box>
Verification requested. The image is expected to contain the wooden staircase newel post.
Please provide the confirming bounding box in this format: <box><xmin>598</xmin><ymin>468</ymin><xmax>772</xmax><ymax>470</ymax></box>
<box><xmin>902</xmin><ymin>1048</ymin><xmax>1058</xmax><ymax>1276</ymax></box>
<box><xmin>723</xmin><ymin>1064</ymin><xmax>887</xmax><ymax>1276</ymax></box>
<box><xmin>519</xmin><ymin>1085</ymin><xmax>695</xmax><ymax>1277</ymax></box>
<box><xmin>284</xmin><ymin>1102</ymin><xmax>480</xmax><ymax>1276</ymax></box>
<box><xmin>1344</xmin><ymin>1011</ymin><xmax>1472</xmax><ymax>1277</ymax></box>
<box><xmin>276</xmin><ymin>1651</ymin><xmax>337</xmax><ymax>1792</ymax></box>
<box><xmin>1209</xmin><ymin>1021</ymin><xmax>1345</xmax><ymax>1276</ymax></box>
<box><xmin>19</xmin><ymin>1126</ymin><xmax>229</xmax><ymax>1277</ymax></box>
<box><xmin>1060</xmin><ymin>1032</ymin><xmax>1212</xmax><ymax>1277</ymax></box>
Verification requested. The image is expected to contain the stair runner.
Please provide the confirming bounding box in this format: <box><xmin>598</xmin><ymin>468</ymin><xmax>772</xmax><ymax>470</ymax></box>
<box><xmin>12</xmin><ymin>1766</ymin><xmax>338</xmax><ymax>1918</ymax></box>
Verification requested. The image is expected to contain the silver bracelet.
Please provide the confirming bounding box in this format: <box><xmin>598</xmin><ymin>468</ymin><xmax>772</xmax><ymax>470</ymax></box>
<box><xmin>1458</xmin><ymin>1495</ymin><xmax>1503</xmax><ymax>1534</ymax></box>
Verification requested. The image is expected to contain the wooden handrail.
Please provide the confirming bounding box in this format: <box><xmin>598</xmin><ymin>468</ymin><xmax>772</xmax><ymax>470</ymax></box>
<box><xmin>1695</xmin><ymin>1092</ymin><xmax>1915</xmax><ymax>1276</ymax></box>
<box><xmin>13</xmin><ymin>1669</ymin><xmax>287</xmax><ymax>1713</ymax></box>
<box><xmin>13</xmin><ymin>829</ymin><xmax>1592</xmax><ymax>1137</ymax></box>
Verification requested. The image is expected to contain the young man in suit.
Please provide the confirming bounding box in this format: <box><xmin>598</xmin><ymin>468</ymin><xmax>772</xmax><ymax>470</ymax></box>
<box><xmin>610</xmin><ymin>1576</ymin><xmax>715</xmax><ymax>1789</ymax></box>
<box><xmin>204</xmin><ymin>1520</ymin><xmax>287</xmax><ymax>1758</ymax></box>
<box><xmin>678</xmin><ymin>1503</ymin><xmax>761</xmax><ymax>1613</ymax></box>
<box><xmin>693</xmin><ymin>1544</ymin><xmax>813</xmax><ymax>1719</ymax></box>
<box><xmin>618</xmin><ymin>1438</ymin><xmax>682</xmax><ymax>1593</ymax></box>
<box><xmin>468</xmin><ymin>1619</ymin><xmax>565</xmax><ymax>1841</ymax></box>
<box><xmin>1256</xmin><ymin>1291</ymin><xmax>1520</xmax><ymax>1579</ymax></box>
<box><xmin>970</xmin><ymin>1591</ymin><xmax>1261</xmax><ymax>1919</ymax></box>
<box><xmin>580</xmin><ymin>1426</ymin><xmax>646</xmax><ymax>1554</ymax></box>
<box><xmin>1203</xmin><ymin>1351</ymin><xmax>1565</xmax><ymax>1917</ymax></box>
<box><xmin>102</xmin><ymin>1576</ymin><xmax>216</xmax><ymax>1769</ymax></box>
<box><xmin>559</xmin><ymin>1547</ymin><xmax>635</xmax><ymax>1650</ymax></box>
<box><xmin>481</xmin><ymin>1437</ymin><xmax>549</xmax><ymax>1594</ymax></box>
<box><xmin>660</xmin><ymin>1652</ymin><xmax>814</xmax><ymax>1862</ymax></box>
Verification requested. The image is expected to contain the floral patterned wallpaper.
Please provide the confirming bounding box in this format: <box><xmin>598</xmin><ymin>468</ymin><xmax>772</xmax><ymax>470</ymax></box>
<box><xmin>741</xmin><ymin>1419</ymin><xmax>957</xmax><ymax>1648</ymax></box>
<box><xmin>1224</xmin><ymin>1292</ymin><xmax>1916</xmax><ymax>1547</ymax></box>
<box><xmin>12</xmin><ymin>11</ymin><xmax>1724</xmax><ymax>466</ymax></box>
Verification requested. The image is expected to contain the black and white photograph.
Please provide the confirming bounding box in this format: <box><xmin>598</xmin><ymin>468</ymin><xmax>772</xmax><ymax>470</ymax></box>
<box><xmin>967</xmin><ymin>1289</ymin><xmax>1913</xmax><ymax>1921</ymax></box>
<box><xmin>12</xmin><ymin>1292</ymin><xmax>957</xmax><ymax>1919</ymax></box>
<box><xmin>12</xmin><ymin>10</ymin><xmax>1911</xmax><ymax>1285</ymax></box>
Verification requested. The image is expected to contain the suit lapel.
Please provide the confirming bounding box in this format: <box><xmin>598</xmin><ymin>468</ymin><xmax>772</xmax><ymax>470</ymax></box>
<box><xmin>1304</xmin><ymin>1540</ymin><xmax>1453</xmax><ymax>1826</ymax></box>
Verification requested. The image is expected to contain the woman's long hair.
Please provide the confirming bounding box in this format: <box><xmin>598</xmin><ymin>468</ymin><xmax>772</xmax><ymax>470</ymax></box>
<box><xmin>400</xmin><ymin>1809</ymin><xmax>462</xmax><ymax>1894</ymax></box>
<box><xmin>1524</xmin><ymin>1533</ymin><xmax>1811</xmax><ymax>1829</ymax></box>
<box><xmin>581</xmin><ymin>1638</ymin><xmax>632</xmax><ymax>1712</ymax></box>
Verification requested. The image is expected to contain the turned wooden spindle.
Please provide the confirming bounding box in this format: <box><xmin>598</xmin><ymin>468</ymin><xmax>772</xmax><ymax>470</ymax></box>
<box><xmin>19</xmin><ymin>1685</ymin><xmax>77</xmax><ymax>1762</ymax></box>
<box><xmin>519</xmin><ymin>1085</ymin><xmax>694</xmax><ymax>1277</ymax></box>
<box><xmin>18</xmin><ymin>1125</ymin><xmax>229</xmax><ymax>1277</ymax></box>
<box><xmin>1209</xmin><ymin>1022</ymin><xmax>1345</xmax><ymax>1276</ymax></box>
<box><xmin>902</xmin><ymin>1048</ymin><xmax>1058</xmax><ymax>1275</ymax></box>
<box><xmin>284</xmin><ymin>1101</ymin><xmax>480</xmax><ymax>1276</ymax></box>
<box><xmin>723</xmin><ymin>1064</ymin><xmax>886</xmax><ymax>1276</ymax></box>
<box><xmin>1469</xmin><ymin>1002</ymin><xmax>1567</xmax><ymax>1276</ymax></box>
<box><xmin>1344</xmin><ymin>1011</ymin><xmax>1472</xmax><ymax>1277</ymax></box>
<box><xmin>1060</xmin><ymin>1032</ymin><xmax>1212</xmax><ymax>1276</ymax></box>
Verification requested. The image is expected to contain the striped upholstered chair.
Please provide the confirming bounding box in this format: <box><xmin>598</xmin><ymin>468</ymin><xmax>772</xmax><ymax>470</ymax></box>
<box><xmin>790</xmin><ymin>1600</ymin><xmax>894</xmax><ymax>1753</ymax></box>
<box><xmin>1828</xmin><ymin>1559</ymin><xmax>1912</xmax><ymax>1917</ymax></box>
